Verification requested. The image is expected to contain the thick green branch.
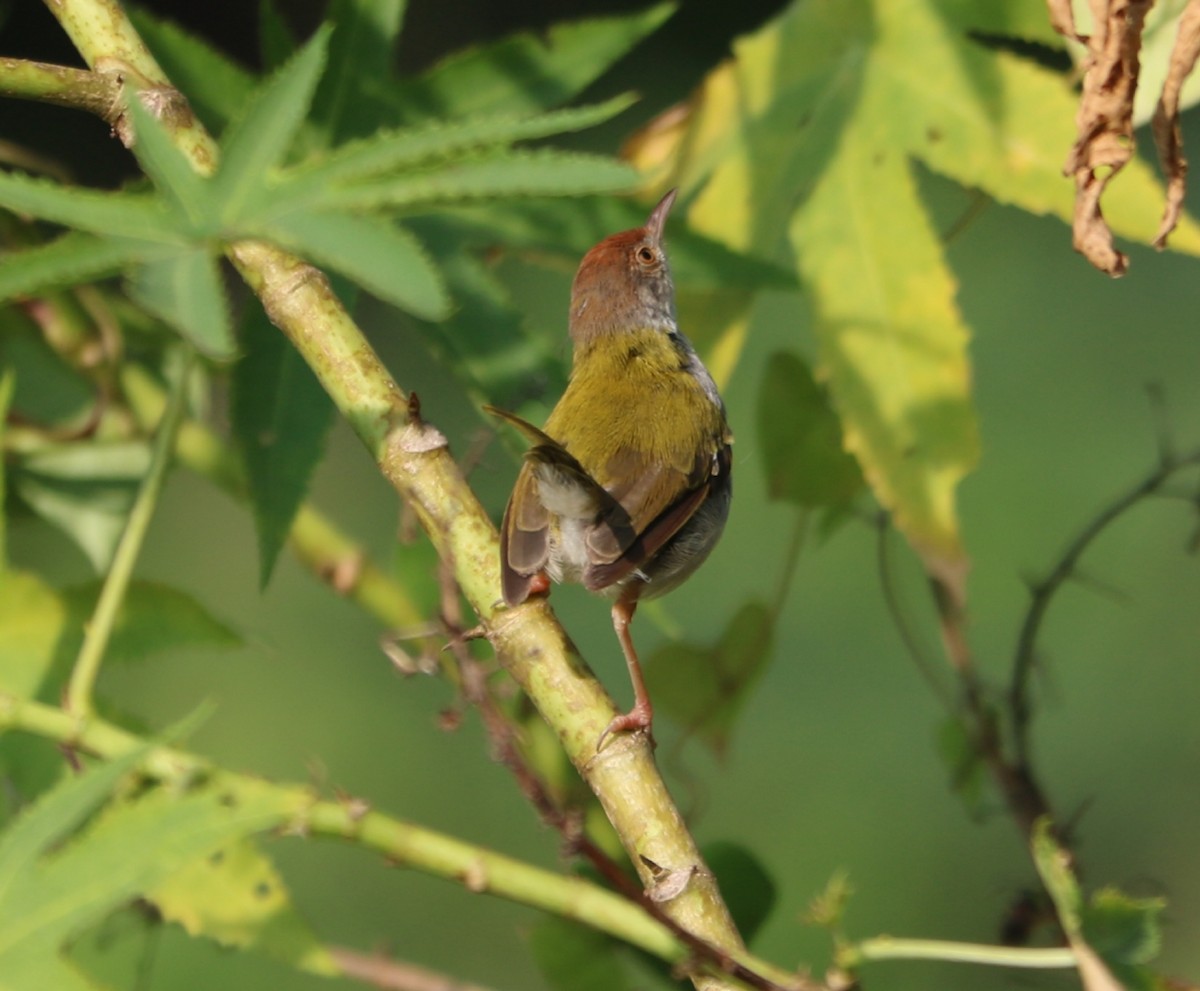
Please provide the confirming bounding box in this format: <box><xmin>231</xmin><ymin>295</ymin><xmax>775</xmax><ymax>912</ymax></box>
<box><xmin>0</xmin><ymin>693</ymin><xmax>683</xmax><ymax>964</ymax></box>
<box><xmin>0</xmin><ymin>57</ymin><xmax>121</xmax><ymax>121</ymax></box>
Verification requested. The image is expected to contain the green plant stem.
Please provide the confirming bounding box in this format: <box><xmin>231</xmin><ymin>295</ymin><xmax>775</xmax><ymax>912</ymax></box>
<box><xmin>119</xmin><ymin>363</ymin><xmax>434</xmax><ymax>637</ymax></box>
<box><xmin>65</xmin><ymin>350</ymin><xmax>193</xmax><ymax>718</ymax></box>
<box><xmin>0</xmin><ymin>57</ymin><xmax>121</xmax><ymax>121</ymax></box>
<box><xmin>848</xmin><ymin>935</ymin><xmax>1076</xmax><ymax>969</ymax></box>
<box><xmin>0</xmin><ymin>691</ymin><xmax>688</xmax><ymax>967</ymax></box>
<box><xmin>46</xmin><ymin>4</ymin><xmax>761</xmax><ymax>988</ymax></box>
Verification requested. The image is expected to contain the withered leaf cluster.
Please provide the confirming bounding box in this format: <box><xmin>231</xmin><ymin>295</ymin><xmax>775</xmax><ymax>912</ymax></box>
<box><xmin>1049</xmin><ymin>0</ymin><xmax>1200</xmax><ymax>275</ymax></box>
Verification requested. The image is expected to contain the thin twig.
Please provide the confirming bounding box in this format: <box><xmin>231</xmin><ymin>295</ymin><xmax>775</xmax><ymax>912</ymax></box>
<box><xmin>0</xmin><ymin>57</ymin><xmax>122</xmax><ymax>122</ymax></box>
<box><xmin>1009</xmin><ymin>445</ymin><xmax>1200</xmax><ymax>765</ymax></box>
<box><xmin>329</xmin><ymin>946</ymin><xmax>500</xmax><ymax>991</ymax></box>
<box><xmin>64</xmin><ymin>348</ymin><xmax>194</xmax><ymax>717</ymax></box>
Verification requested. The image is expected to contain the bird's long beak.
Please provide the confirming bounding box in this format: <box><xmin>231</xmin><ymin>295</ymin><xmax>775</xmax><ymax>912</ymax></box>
<box><xmin>644</xmin><ymin>188</ymin><xmax>678</xmax><ymax>244</ymax></box>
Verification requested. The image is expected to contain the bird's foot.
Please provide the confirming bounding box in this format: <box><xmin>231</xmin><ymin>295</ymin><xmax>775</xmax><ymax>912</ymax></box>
<box><xmin>596</xmin><ymin>701</ymin><xmax>654</xmax><ymax>753</ymax></box>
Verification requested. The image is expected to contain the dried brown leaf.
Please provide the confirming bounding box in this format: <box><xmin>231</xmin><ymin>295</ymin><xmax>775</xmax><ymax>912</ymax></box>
<box><xmin>1057</xmin><ymin>0</ymin><xmax>1155</xmax><ymax>275</ymax></box>
<box><xmin>1151</xmin><ymin>0</ymin><xmax>1200</xmax><ymax>248</ymax></box>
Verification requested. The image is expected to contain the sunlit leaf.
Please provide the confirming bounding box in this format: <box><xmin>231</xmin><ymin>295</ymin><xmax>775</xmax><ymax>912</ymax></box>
<box><xmin>644</xmin><ymin>600</ymin><xmax>773</xmax><ymax>755</ymax></box>
<box><xmin>0</xmin><ymin>769</ymin><xmax>296</xmax><ymax>981</ymax></box>
<box><xmin>757</xmin><ymin>351</ymin><xmax>862</xmax><ymax>508</ymax></box>
<box><xmin>393</xmin><ymin>2</ymin><xmax>675</xmax><ymax>119</ymax></box>
<box><xmin>231</xmin><ymin>301</ymin><xmax>336</xmax><ymax>586</ymax></box>
<box><xmin>148</xmin><ymin>837</ymin><xmax>337</xmax><ymax>975</ymax></box>
<box><xmin>0</xmin><ymin>570</ymin><xmax>65</xmax><ymax>698</ymax></box>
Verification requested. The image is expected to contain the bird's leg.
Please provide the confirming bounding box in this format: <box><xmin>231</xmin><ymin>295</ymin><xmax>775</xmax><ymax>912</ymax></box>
<box><xmin>597</xmin><ymin>592</ymin><xmax>654</xmax><ymax>750</ymax></box>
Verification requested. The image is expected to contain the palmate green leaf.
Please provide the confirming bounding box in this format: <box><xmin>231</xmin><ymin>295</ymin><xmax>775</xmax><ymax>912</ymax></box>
<box><xmin>147</xmin><ymin>836</ymin><xmax>336</xmax><ymax>976</ymax></box>
<box><xmin>124</xmin><ymin>97</ymin><xmax>216</xmax><ymax>234</ymax></box>
<box><xmin>636</xmin><ymin>0</ymin><xmax>1200</xmax><ymax>603</ymax></box>
<box><xmin>271</xmin><ymin>95</ymin><xmax>637</xmax><ymax>208</ymax></box>
<box><xmin>260</xmin><ymin>210</ymin><xmax>447</xmax><ymax>319</ymax></box>
<box><xmin>644</xmin><ymin>601</ymin><xmax>773</xmax><ymax>756</ymax></box>
<box><xmin>9</xmin><ymin>441</ymin><xmax>150</xmax><ymax>572</ymax></box>
<box><xmin>127</xmin><ymin>248</ymin><xmax>232</xmax><ymax>357</ymax></box>
<box><xmin>757</xmin><ymin>351</ymin><xmax>863</xmax><ymax>508</ymax></box>
<box><xmin>129</xmin><ymin>6</ymin><xmax>257</xmax><ymax>132</ymax></box>
<box><xmin>212</xmin><ymin>27</ymin><xmax>331</xmax><ymax>225</ymax></box>
<box><xmin>0</xmin><ymin>170</ymin><xmax>172</xmax><ymax>242</ymax></box>
<box><xmin>791</xmin><ymin>117</ymin><xmax>978</xmax><ymax>588</ymax></box>
<box><xmin>311</xmin><ymin>0</ymin><xmax>406</xmax><ymax>143</ymax></box>
<box><xmin>314</xmin><ymin>148</ymin><xmax>638</xmax><ymax>212</ymax></box>
<box><xmin>0</xmin><ymin>233</ymin><xmax>149</xmax><ymax>304</ymax></box>
<box><xmin>0</xmin><ymin>744</ymin><xmax>149</xmax><ymax>924</ymax></box>
<box><xmin>231</xmin><ymin>300</ymin><xmax>336</xmax><ymax>587</ymax></box>
<box><xmin>392</xmin><ymin>1</ymin><xmax>675</xmax><ymax>119</ymax></box>
<box><xmin>0</xmin><ymin>773</ymin><xmax>296</xmax><ymax>981</ymax></box>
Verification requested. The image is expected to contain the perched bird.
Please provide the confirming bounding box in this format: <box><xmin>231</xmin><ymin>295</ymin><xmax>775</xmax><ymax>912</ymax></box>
<box><xmin>487</xmin><ymin>189</ymin><xmax>732</xmax><ymax>748</ymax></box>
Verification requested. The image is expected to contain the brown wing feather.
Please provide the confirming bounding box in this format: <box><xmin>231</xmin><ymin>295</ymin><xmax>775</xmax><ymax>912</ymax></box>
<box><xmin>583</xmin><ymin>443</ymin><xmax>729</xmax><ymax>592</ymax></box>
<box><xmin>499</xmin><ymin>466</ymin><xmax>549</xmax><ymax>606</ymax></box>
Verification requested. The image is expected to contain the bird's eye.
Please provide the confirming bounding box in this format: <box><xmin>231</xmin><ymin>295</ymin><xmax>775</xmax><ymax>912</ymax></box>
<box><xmin>636</xmin><ymin>245</ymin><xmax>657</xmax><ymax>266</ymax></box>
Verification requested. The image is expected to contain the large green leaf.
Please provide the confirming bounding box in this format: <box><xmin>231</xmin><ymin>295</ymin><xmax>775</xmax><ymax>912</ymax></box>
<box><xmin>124</xmin><ymin>96</ymin><xmax>216</xmax><ymax>233</ymax></box>
<box><xmin>757</xmin><ymin>350</ymin><xmax>863</xmax><ymax>508</ymax></box>
<box><xmin>211</xmin><ymin>27</ymin><xmax>331</xmax><ymax>225</ymax></box>
<box><xmin>0</xmin><ymin>766</ymin><xmax>296</xmax><ymax>986</ymax></box>
<box><xmin>311</xmin><ymin>0</ymin><xmax>406</xmax><ymax>142</ymax></box>
<box><xmin>231</xmin><ymin>300</ymin><xmax>336</xmax><ymax>586</ymax></box>
<box><xmin>0</xmin><ymin>171</ymin><xmax>172</xmax><ymax>242</ymax></box>
<box><xmin>9</xmin><ymin>441</ymin><xmax>150</xmax><ymax>572</ymax></box>
<box><xmin>270</xmin><ymin>95</ymin><xmax>637</xmax><ymax>208</ymax></box>
<box><xmin>0</xmin><ymin>234</ymin><xmax>147</xmax><ymax>304</ymax></box>
<box><xmin>127</xmin><ymin>248</ymin><xmax>232</xmax><ymax>357</ymax></box>
<box><xmin>313</xmin><ymin>149</ymin><xmax>638</xmax><ymax>211</ymax></box>
<box><xmin>260</xmin><ymin>210</ymin><xmax>448</xmax><ymax>319</ymax></box>
<box><xmin>392</xmin><ymin>2</ymin><xmax>675</xmax><ymax>119</ymax></box>
<box><xmin>631</xmin><ymin>0</ymin><xmax>1200</xmax><ymax>602</ymax></box>
<box><xmin>0</xmin><ymin>572</ymin><xmax>240</xmax><ymax>702</ymax></box>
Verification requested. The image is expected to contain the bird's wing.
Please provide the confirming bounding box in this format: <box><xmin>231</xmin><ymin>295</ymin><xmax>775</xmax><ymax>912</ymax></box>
<box><xmin>583</xmin><ymin>440</ymin><xmax>731</xmax><ymax>593</ymax></box>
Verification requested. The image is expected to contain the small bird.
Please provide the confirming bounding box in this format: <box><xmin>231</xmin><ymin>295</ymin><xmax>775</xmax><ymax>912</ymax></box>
<box><xmin>487</xmin><ymin>189</ymin><xmax>732</xmax><ymax>748</ymax></box>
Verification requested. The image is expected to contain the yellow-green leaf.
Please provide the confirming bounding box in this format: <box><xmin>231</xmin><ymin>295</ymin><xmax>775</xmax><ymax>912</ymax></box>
<box><xmin>147</xmin><ymin>837</ymin><xmax>337</xmax><ymax>976</ymax></box>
